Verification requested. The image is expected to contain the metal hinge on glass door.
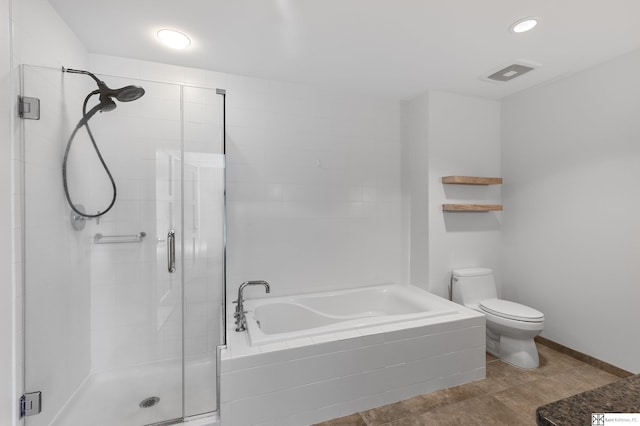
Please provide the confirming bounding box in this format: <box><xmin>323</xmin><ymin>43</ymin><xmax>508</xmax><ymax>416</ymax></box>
<box><xmin>18</xmin><ymin>95</ymin><xmax>40</xmax><ymax>120</ymax></box>
<box><xmin>20</xmin><ymin>391</ymin><xmax>42</xmax><ymax>417</ymax></box>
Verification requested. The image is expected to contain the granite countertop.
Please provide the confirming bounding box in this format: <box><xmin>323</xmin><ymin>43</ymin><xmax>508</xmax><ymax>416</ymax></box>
<box><xmin>537</xmin><ymin>374</ymin><xmax>640</xmax><ymax>426</ymax></box>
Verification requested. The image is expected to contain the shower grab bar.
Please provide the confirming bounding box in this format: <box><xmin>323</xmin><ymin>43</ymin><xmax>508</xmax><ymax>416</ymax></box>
<box><xmin>167</xmin><ymin>230</ymin><xmax>176</xmax><ymax>273</ymax></box>
<box><xmin>94</xmin><ymin>232</ymin><xmax>146</xmax><ymax>244</ymax></box>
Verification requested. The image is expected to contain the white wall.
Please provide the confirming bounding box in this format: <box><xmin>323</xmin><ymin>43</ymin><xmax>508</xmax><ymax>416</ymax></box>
<box><xmin>403</xmin><ymin>95</ymin><xmax>429</xmax><ymax>289</ymax></box>
<box><xmin>224</xmin><ymin>75</ymin><xmax>404</xmax><ymax>298</ymax></box>
<box><xmin>1</xmin><ymin>1</ymin><xmax>15</xmax><ymax>425</ymax></box>
<box><xmin>502</xmin><ymin>49</ymin><xmax>640</xmax><ymax>373</ymax></box>
<box><xmin>2</xmin><ymin>0</ymin><xmax>89</xmax><ymax>425</ymax></box>
<box><xmin>428</xmin><ymin>92</ymin><xmax>502</xmax><ymax>297</ymax></box>
<box><xmin>404</xmin><ymin>91</ymin><xmax>501</xmax><ymax>298</ymax></box>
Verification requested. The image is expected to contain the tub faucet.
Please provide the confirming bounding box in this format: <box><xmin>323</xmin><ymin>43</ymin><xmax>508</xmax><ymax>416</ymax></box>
<box><xmin>234</xmin><ymin>280</ymin><xmax>270</xmax><ymax>332</ymax></box>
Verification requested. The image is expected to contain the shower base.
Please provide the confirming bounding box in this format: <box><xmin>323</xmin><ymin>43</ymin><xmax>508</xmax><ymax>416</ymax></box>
<box><xmin>51</xmin><ymin>357</ymin><xmax>216</xmax><ymax>426</ymax></box>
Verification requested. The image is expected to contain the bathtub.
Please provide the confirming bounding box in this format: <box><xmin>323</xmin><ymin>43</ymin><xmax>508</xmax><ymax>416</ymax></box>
<box><xmin>221</xmin><ymin>284</ymin><xmax>485</xmax><ymax>426</ymax></box>
<box><xmin>244</xmin><ymin>284</ymin><xmax>458</xmax><ymax>346</ymax></box>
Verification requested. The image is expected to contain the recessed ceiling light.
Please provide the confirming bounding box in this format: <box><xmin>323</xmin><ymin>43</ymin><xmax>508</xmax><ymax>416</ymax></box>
<box><xmin>510</xmin><ymin>18</ymin><xmax>539</xmax><ymax>34</ymax></box>
<box><xmin>156</xmin><ymin>29</ymin><xmax>191</xmax><ymax>49</ymax></box>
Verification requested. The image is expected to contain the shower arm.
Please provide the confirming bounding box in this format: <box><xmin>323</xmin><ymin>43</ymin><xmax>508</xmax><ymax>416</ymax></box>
<box><xmin>63</xmin><ymin>67</ymin><xmax>102</xmax><ymax>85</ymax></box>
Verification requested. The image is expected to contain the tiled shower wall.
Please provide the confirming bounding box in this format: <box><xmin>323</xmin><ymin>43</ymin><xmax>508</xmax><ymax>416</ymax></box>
<box><xmin>224</xmin><ymin>78</ymin><xmax>405</xmax><ymax>298</ymax></box>
<box><xmin>89</xmin><ymin>53</ymin><xmax>406</xmax><ymax>303</ymax></box>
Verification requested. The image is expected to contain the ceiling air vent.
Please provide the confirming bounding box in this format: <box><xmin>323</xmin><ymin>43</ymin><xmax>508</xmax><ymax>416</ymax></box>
<box><xmin>481</xmin><ymin>61</ymin><xmax>539</xmax><ymax>83</ymax></box>
<box><xmin>487</xmin><ymin>64</ymin><xmax>535</xmax><ymax>81</ymax></box>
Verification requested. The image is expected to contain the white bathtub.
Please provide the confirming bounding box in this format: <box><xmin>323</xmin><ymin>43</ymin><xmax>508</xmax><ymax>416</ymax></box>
<box><xmin>221</xmin><ymin>284</ymin><xmax>485</xmax><ymax>426</ymax></box>
<box><xmin>244</xmin><ymin>284</ymin><xmax>458</xmax><ymax>346</ymax></box>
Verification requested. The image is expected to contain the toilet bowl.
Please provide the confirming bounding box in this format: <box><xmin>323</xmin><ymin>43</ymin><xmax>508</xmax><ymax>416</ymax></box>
<box><xmin>451</xmin><ymin>268</ymin><xmax>544</xmax><ymax>369</ymax></box>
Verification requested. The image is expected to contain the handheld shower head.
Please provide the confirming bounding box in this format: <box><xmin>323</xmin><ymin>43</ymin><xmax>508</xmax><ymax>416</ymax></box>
<box><xmin>111</xmin><ymin>85</ymin><xmax>145</xmax><ymax>102</ymax></box>
<box><xmin>65</xmin><ymin>68</ymin><xmax>146</xmax><ymax>107</ymax></box>
<box><xmin>98</xmin><ymin>83</ymin><xmax>145</xmax><ymax>103</ymax></box>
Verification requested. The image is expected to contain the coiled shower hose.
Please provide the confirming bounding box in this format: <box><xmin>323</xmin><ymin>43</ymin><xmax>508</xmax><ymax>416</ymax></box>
<box><xmin>62</xmin><ymin>90</ymin><xmax>117</xmax><ymax>219</ymax></box>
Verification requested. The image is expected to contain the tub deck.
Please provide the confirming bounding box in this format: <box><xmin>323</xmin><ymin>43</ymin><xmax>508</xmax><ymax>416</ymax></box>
<box><xmin>243</xmin><ymin>284</ymin><xmax>460</xmax><ymax>346</ymax></box>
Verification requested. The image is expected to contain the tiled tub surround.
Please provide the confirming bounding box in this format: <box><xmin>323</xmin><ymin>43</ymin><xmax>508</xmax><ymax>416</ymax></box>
<box><xmin>319</xmin><ymin>345</ymin><xmax>624</xmax><ymax>426</ymax></box>
<box><xmin>220</xmin><ymin>288</ymin><xmax>485</xmax><ymax>426</ymax></box>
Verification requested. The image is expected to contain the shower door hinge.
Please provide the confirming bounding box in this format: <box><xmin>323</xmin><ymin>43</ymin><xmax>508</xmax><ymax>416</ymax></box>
<box><xmin>20</xmin><ymin>391</ymin><xmax>42</xmax><ymax>418</ymax></box>
<box><xmin>18</xmin><ymin>96</ymin><xmax>40</xmax><ymax>120</ymax></box>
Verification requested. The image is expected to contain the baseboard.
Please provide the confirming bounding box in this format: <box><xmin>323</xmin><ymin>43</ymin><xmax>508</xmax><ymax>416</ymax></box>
<box><xmin>534</xmin><ymin>336</ymin><xmax>633</xmax><ymax>378</ymax></box>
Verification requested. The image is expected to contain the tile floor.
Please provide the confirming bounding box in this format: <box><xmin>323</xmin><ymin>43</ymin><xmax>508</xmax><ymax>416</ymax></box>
<box><xmin>315</xmin><ymin>343</ymin><xmax>621</xmax><ymax>426</ymax></box>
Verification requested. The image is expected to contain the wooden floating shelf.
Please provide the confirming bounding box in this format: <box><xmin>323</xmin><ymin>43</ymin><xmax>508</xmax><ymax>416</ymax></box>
<box><xmin>442</xmin><ymin>176</ymin><xmax>502</xmax><ymax>185</ymax></box>
<box><xmin>442</xmin><ymin>204</ymin><xmax>503</xmax><ymax>212</ymax></box>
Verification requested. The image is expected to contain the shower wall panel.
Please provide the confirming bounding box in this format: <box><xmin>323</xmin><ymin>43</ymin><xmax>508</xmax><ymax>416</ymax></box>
<box><xmin>22</xmin><ymin>67</ymin><xmax>93</xmax><ymax>426</ymax></box>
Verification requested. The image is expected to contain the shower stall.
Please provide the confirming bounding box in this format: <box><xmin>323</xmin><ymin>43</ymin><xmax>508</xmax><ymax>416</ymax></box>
<box><xmin>20</xmin><ymin>65</ymin><xmax>226</xmax><ymax>426</ymax></box>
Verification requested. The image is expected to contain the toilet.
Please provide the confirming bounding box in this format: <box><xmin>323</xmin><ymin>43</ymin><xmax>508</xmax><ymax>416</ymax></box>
<box><xmin>451</xmin><ymin>267</ymin><xmax>544</xmax><ymax>369</ymax></box>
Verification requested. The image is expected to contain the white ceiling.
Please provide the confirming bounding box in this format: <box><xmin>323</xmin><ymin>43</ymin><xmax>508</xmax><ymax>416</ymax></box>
<box><xmin>48</xmin><ymin>0</ymin><xmax>640</xmax><ymax>100</ymax></box>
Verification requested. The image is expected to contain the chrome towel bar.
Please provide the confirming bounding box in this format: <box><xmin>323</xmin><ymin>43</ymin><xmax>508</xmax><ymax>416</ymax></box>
<box><xmin>94</xmin><ymin>232</ymin><xmax>146</xmax><ymax>244</ymax></box>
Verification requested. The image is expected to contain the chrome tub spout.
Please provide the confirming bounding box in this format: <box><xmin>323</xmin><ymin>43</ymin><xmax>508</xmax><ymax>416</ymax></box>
<box><xmin>234</xmin><ymin>280</ymin><xmax>270</xmax><ymax>332</ymax></box>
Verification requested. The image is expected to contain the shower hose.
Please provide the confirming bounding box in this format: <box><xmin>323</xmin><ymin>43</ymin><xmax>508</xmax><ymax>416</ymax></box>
<box><xmin>62</xmin><ymin>90</ymin><xmax>117</xmax><ymax>219</ymax></box>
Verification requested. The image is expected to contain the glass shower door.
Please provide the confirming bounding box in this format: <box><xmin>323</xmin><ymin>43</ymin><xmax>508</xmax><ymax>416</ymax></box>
<box><xmin>182</xmin><ymin>86</ymin><xmax>225</xmax><ymax>417</ymax></box>
<box><xmin>22</xmin><ymin>65</ymin><xmax>186</xmax><ymax>426</ymax></box>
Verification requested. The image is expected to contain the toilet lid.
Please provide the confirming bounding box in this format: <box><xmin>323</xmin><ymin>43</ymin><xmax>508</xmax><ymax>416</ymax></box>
<box><xmin>479</xmin><ymin>299</ymin><xmax>544</xmax><ymax>322</ymax></box>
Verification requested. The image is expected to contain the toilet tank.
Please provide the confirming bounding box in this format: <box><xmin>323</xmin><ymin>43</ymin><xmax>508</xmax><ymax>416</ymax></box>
<box><xmin>451</xmin><ymin>267</ymin><xmax>498</xmax><ymax>305</ymax></box>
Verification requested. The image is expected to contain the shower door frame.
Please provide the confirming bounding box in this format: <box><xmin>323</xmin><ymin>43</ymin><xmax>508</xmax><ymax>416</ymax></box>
<box><xmin>19</xmin><ymin>64</ymin><xmax>227</xmax><ymax>425</ymax></box>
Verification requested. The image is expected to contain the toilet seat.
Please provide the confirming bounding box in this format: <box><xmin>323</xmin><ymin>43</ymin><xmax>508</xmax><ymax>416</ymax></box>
<box><xmin>479</xmin><ymin>298</ymin><xmax>544</xmax><ymax>323</ymax></box>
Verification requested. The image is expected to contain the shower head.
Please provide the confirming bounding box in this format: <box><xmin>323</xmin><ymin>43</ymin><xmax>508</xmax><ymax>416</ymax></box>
<box><xmin>87</xmin><ymin>89</ymin><xmax>117</xmax><ymax>113</ymax></box>
<box><xmin>98</xmin><ymin>83</ymin><xmax>145</xmax><ymax>103</ymax></box>
<box><xmin>64</xmin><ymin>68</ymin><xmax>146</xmax><ymax>107</ymax></box>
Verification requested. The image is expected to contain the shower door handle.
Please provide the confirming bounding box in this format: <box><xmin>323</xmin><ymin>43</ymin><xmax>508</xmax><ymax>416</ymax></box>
<box><xmin>167</xmin><ymin>229</ymin><xmax>176</xmax><ymax>273</ymax></box>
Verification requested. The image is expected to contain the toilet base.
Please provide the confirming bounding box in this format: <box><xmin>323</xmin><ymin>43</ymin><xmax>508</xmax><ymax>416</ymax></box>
<box><xmin>487</xmin><ymin>332</ymin><xmax>540</xmax><ymax>369</ymax></box>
